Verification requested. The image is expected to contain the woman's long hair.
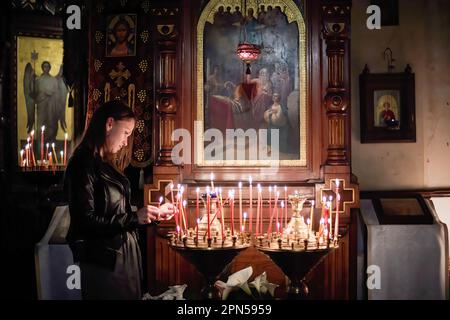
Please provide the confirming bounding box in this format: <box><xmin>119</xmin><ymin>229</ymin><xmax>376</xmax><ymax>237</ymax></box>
<box><xmin>75</xmin><ymin>100</ymin><xmax>136</xmax><ymax>173</ymax></box>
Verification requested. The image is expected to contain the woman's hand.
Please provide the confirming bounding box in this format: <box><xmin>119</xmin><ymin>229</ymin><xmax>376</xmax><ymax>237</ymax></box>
<box><xmin>137</xmin><ymin>205</ymin><xmax>159</xmax><ymax>225</ymax></box>
<box><xmin>158</xmin><ymin>203</ymin><xmax>175</xmax><ymax>221</ymax></box>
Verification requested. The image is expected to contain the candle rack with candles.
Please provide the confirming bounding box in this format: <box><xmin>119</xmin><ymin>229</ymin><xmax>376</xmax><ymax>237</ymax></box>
<box><xmin>166</xmin><ymin>179</ymin><xmax>342</xmax><ymax>300</ymax></box>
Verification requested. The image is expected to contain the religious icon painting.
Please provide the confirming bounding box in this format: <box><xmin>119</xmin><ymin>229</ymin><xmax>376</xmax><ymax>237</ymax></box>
<box><xmin>106</xmin><ymin>14</ymin><xmax>137</xmax><ymax>57</ymax></box>
<box><xmin>373</xmin><ymin>90</ymin><xmax>400</xmax><ymax>129</ymax></box>
<box><xmin>359</xmin><ymin>64</ymin><xmax>416</xmax><ymax>143</ymax></box>
<box><xmin>196</xmin><ymin>0</ymin><xmax>308</xmax><ymax>166</ymax></box>
<box><xmin>14</xmin><ymin>35</ymin><xmax>73</xmax><ymax>169</ymax></box>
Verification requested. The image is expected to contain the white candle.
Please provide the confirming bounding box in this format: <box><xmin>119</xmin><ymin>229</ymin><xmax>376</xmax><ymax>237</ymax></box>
<box><xmin>249</xmin><ymin>176</ymin><xmax>253</xmax><ymax>233</ymax></box>
<box><xmin>238</xmin><ymin>182</ymin><xmax>242</xmax><ymax>232</ymax></box>
<box><xmin>40</xmin><ymin>126</ymin><xmax>45</xmax><ymax>162</ymax></box>
<box><xmin>334</xmin><ymin>193</ymin><xmax>341</xmax><ymax>240</ymax></box>
<box><xmin>210</xmin><ymin>172</ymin><xmax>215</xmax><ymax>190</ymax></box>
<box><xmin>64</xmin><ymin>132</ymin><xmax>68</xmax><ymax>165</ymax></box>
<box><xmin>256</xmin><ymin>184</ymin><xmax>261</xmax><ymax>235</ymax></box>
<box><xmin>19</xmin><ymin>149</ymin><xmax>24</xmax><ymax>167</ymax></box>
<box><xmin>309</xmin><ymin>200</ymin><xmax>315</xmax><ymax>233</ymax></box>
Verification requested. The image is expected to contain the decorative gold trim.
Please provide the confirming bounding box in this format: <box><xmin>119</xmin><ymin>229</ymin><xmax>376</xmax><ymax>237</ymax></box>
<box><xmin>320</xmin><ymin>179</ymin><xmax>355</xmax><ymax>214</ymax></box>
<box><xmin>196</xmin><ymin>0</ymin><xmax>307</xmax><ymax>167</ymax></box>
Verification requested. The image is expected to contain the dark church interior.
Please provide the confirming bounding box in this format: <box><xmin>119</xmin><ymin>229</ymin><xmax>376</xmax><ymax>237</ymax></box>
<box><xmin>0</xmin><ymin>0</ymin><xmax>449</xmax><ymax>302</ymax></box>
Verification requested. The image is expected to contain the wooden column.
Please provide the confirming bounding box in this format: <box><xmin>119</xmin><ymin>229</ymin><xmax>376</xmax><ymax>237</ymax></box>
<box><xmin>322</xmin><ymin>1</ymin><xmax>351</xmax><ymax>166</ymax></box>
<box><xmin>156</xmin><ymin>26</ymin><xmax>178</xmax><ymax>166</ymax></box>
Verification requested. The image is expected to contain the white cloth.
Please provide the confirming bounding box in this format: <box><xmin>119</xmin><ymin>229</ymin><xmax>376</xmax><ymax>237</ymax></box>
<box><xmin>35</xmin><ymin>206</ymin><xmax>81</xmax><ymax>300</ymax></box>
<box><xmin>360</xmin><ymin>199</ymin><xmax>448</xmax><ymax>300</ymax></box>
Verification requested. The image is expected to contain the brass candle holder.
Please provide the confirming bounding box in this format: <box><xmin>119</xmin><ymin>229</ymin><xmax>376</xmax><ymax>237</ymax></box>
<box><xmin>255</xmin><ymin>193</ymin><xmax>339</xmax><ymax>299</ymax></box>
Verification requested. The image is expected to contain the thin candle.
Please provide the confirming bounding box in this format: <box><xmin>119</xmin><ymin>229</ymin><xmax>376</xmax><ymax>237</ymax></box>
<box><xmin>268</xmin><ymin>186</ymin><xmax>272</xmax><ymax>231</ymax></box>
<box><xmin>238</xmin><ymin>182</ymin><xmax>242</xmax><ymax>233</ymax></box>
<box><xmin>64</xmin><ymin>133</ymin><xmax>68</xmax><ymax>165</ymax></box>
<box><xmin>218</xmin><ymin>188</ymin><xmax>224</xmax><ymax>240</ymax></box>
<box><xmin>30</xmin><ymin>130</ymin><xmax>36</xmax><ymax>166</ymax></box>
<box><xmin>40</xmin><ymin>126</ymin><xmax>45</xmax><ymax>162</ymax></box>
<box><xmin>229</xmin><ymin>190</ymin><xmax>234</xmax><ymax>236</ymax></box>
<box><xmin>328</xmin><ymin>195</ymin><xmax>333</xmax><ymax>239</ymax></box>
<box><xmin>249</xmin><ymin>176</ymin><xmax>253</xmax><ymax>233</ymax></box>
<box><xmin>256</xmin><ymin>184</ymin><xmax>261</xmax><ymax>236</ymax></box>
<box><xmin>26</xmin><ymin>138</ymin><xmax>30</xmax><ymax>167</ymax></box>
<box><xmin>45</xmin><ymin>143</ymin><xmax>49</xmax><ymax>161</ymax></box>
<box><xmin>281</xmin><ymin>201</ymin><xmax>285</xmax><ymax>232</ymax></box>
<box><xmin>334</xmin><ymin>193</ymin><xmax>340</xmax><ymax>240</ymax></box>
<box><xmin>26</xmin><ymin>143</ymin><xmax>30</xmax><ymax>167</ymax></box>
<box><xmin>210</xmin><ymin>172</ymin><xmax>215</xmax><ymax>190</ymax></box>
<box><xmin>196</xmin><ymin>218</ymin><xmax>200</xmax><ymax>240</ymax></box>
<box><xmin>206</xmin><ymin>186</ymin><xmax>211</xmax><ymax>239</ymax></box>
<box><xmin>196</xmin><ymin>187</ymin><xmax>200</xmax><ymax>237</ymax></box>
<box><xmin>19</xmin><ymin>149</ymin><xmax>24</xmax><ymax>167</ymax></box>
<box><xmin>275</xmin><ymin>190</ymin><xmax>279</xmax><ymax>232</ymax></box>
<box><xmin>243</xmin><ymin>212</ymin><xmax>247</xmax><ymax>232</ymax></box>
<box><xmin>284</xmin><ymin>186</ymin><xmax>287</xmax><ymax>228</ymax></box>
<box><xmin>309</xmin><ymin>200</ymin><xmax>315</xmax><ymax>233</ymax></box>
<box><xmin>51</xmin><ymin>143</ymin><xmax>57</xmax><ymax>164</ymax></box>
<box><xmin>48</xmin><ymin>152</ymin><xmax>53</xmax><ymax>167</ymax></box>
<box><xmin>158</xmin><ymin>196</ymin><xmax>163</xmax><ymax>208</ymax></box>
<box><xmin>328</xmin><ymin>201</ymin><xmax>333</xmax><ymax>240</ymax></box>
<box><xmin>267</xmin><ymin>190</ymin><xmax>279</xmax><ymax>234</ymax></box>
<box><xmin>183</xmin><ymin>200</ymin><xmax>188</xmax><ymax>233</ymax></box>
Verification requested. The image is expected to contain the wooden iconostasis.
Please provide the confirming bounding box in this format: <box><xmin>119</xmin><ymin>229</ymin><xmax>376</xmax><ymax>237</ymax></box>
<box><xmin>0</xmin><ymin>0</ymin><xmax>358</xmax><ymax>299</ymax></box>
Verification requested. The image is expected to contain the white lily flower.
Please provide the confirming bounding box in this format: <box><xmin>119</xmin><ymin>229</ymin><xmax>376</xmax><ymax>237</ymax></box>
<box><xmin>249</xmin><ymin>271</ymin><xmax>278</xmax><ymax>297</ymax></box>
<box><xmin>142</xmin><ymin>284</ymin><xmax>187</xmax><ymax>300</ymax></box>
<box><xmin>215</xmin><ymin>266</ymin><xmax>253</xmax><ymax>300</ymax></box>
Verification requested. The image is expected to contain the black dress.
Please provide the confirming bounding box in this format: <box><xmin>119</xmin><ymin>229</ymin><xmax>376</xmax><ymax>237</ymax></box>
<box><xmin>64</xmin><ymin>145</ymin><xmax>143</xmax><ymax>300</ymax></box>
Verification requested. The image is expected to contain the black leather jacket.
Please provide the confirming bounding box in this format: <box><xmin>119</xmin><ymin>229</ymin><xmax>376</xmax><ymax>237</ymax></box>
<box><xmin>64</xmin><ymin>145</ymin><xmax>139</xmax><ymax>270</ymax></box>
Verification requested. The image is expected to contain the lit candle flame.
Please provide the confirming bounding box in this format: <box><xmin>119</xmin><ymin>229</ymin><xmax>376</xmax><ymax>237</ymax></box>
<box><xmin>159</xmin><ymin>196</ymin><xmax>163</xmax><ymax>204</ymax></box>
<box><xmin>196</xmin><ymin>187</ymin><xmax>199</xmax><ymax>193</ymax></box>
<box><xmin>281</xmin><ymin>201</ymin><xmax>285</xmax><ymax>208</ymax></box>
<box><xmin>311</xmin><ymin>200</ymin><xmax>315</xmax><ymax>206</ymax></box>
<box><xmin>238</xmin><ymin>182</ymin><xmax>242</xmax><ymax>189</ymax></box>
<box><xmin>41</xmin><ymin>125</ymin><xmax>45</xmax><ymax>132</ymax></box>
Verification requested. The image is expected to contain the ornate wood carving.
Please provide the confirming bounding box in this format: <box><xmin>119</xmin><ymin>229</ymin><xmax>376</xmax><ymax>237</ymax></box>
<box><xmin>155</xmin><ymin>24</ymin><xmax>178</xmax><ymax>166</ymax></box>
<box><xmin>322</xmin><ymin>0</ymin><xmax>351</xmax><ymax>166</ymax></box>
